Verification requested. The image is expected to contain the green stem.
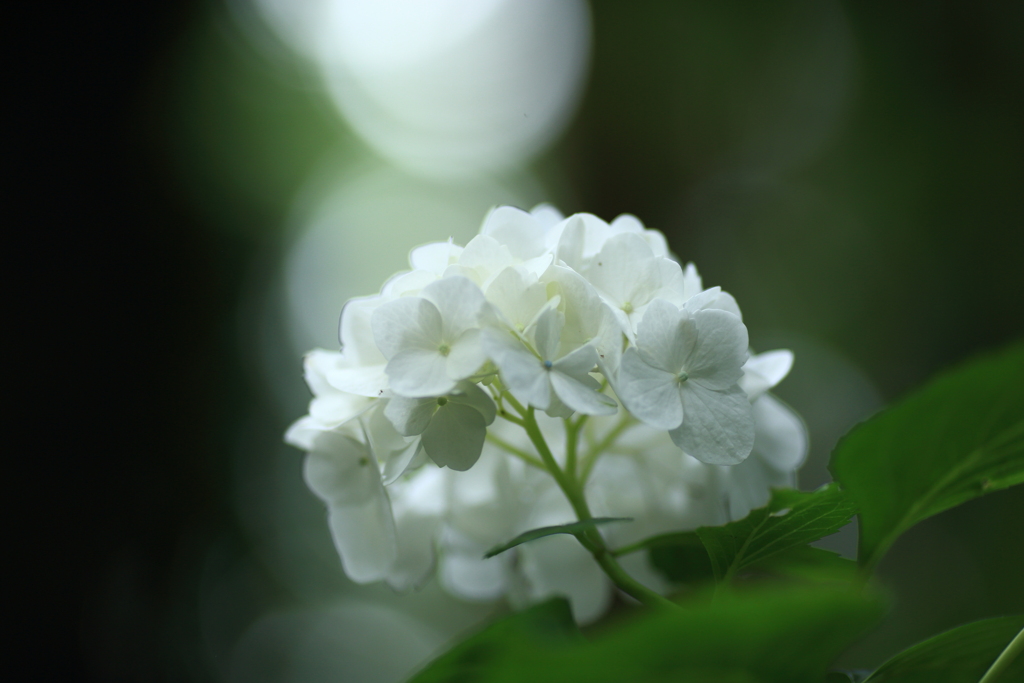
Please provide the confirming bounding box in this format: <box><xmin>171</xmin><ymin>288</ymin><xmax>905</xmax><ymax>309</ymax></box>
<box><xmin>485</xmin><ymin>433</ymin><xmax>545</xmax><ymax>470</ymax></box>
<box><xmin>515</xmin><ymin>404</ymin><xmax>676</xmax><ymax>610</ymax></box>
<box><xmin>564</xmin><ymin>416</ymin><xmax>586</xmax><ymax>481</ymax></box>
<box><xmin>579</xmin><ymin>412</ymin><xmax>634</xmax><ymax>484</ymax></box>
<box><xmin>979</xmin><ymin>626</ymin><xmax>1024</xmax><ymax>683</ymax></box>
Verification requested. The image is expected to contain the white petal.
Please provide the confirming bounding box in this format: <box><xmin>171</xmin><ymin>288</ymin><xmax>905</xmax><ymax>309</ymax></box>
<box><xmin>530</xmin><ymin>203</ymin><xmax>564</xmax><ymax>229</ymax></box>
<box><xmin>445</xmin><ymin>328</ymin><xmax>486</xmax><ymax>381</ymax></box>
<box><xmin>409</xmin><ymin>240</ymin><xmax>462</xmax><ymax>273</ymax></box>
<box><xmin>325</xmin><ymin>489</ymin><xmax>397</xmax><ymax>583</ymax></box>
<box><xmin>533</xmin><ymin>307</ymin><xmax>564</xmax><ymax>362</ymax></box>
<box><xmin>483</xmin><ymin>329</ymin><xmax>551</xmax><ymax>409</ymax></box>
<box><xmin>309</xmin><ymin>392</ymin><xmax>372</xmax><ymax>427</ymax></box>
<box><xmin>682</xmin><ymin>286</ymin><xmax>723</xmax><ymax>313</ymax></box>
<box><xmin>609</xmin><ymin>213</ymin><xmax>644</xmax><ymax>235</ymax></box>
<box><xmin>484</xmin><ymin>267</ymin><xmax>548</xmax><ymax>332</ymax></box>
<box><xmin>671</xmin><ymin>384</ymin><xmax>755</xmax><ymax>465</ymax></box>
<box><xmin>386</xmin><ymin>347</ymin><xmax>453</xmax><ymax>397</ymax></box>
<box><xmin>543</xmin><ymin>390</ymin><xmax>575</xmax><ymax>418</ymax></box>
<box><xmin>384</xmin><ymin>395</ymin><xmax>437</xmax><ymax>436</ymax></box>
<box><xmin>550</xmin><ymin>371</ymin><xmax>617</xmax><ymax>416</ymax></box>
<box><xmin>303</xmin><ymin>349</ymin><xmax>345</xmax><ymax>397</ymax></box>
<box><xmin>328</xmin><ymin>364</ymin><xmax>388</xmax><ymax>398</ymax></box>
<box><xmin>480</xmin><ymin>205</ymin><xmax>546</xmax><ymax>260</ymax></box>
<box><xmin>750</xmin><ymin>394</ymin><xmax>807</xmax><ymax>471</ymax></box>
<box><xmin>385</xmin><ymin>505</ymin><xmax>439</xmax><ymax>590</ymax></box>
<box><xmin>739</xmin><ymin>349</ymin><xmax>794</xmax><ymax>401</ymax></box>
<box><xmin>421</xmin><ymin>276</ymin><xmax>486</xmax><ymax>340</ymax></box>
<box><xmin>371</xmin><ymin>297</ymin><xmax>441</xmax><ymax>359</ymax></box>
<box><xmin>586</xmin><ymin>232</ymin><xmax>659</xmax><ymax>308</ymax></box>
<box><xmin>616</xmin><ymin>348</ymin><xmax>683</xmax><ymax>429</ymax></box>
<box><xmin>681</xmin><ymin>262</ymin><xmax>703</xmax><ymax>299</ymax></box>
<box><xmin>636</xmin><ymin>299</ymin><xmax>693</xmax><ymax>373</ymax></box>
<box><xmin>284</xmin><ymin>415</ymin><xmax>323</xmax><ymax>451</ymax></box>
<box><xmin>421</xmin><ymin>403</ymin><xmax>488</xmax><ymax>471</ymax></box>
<box><xmin>457</xmin><ymin>234</ymin><xmax>513</xmax><ymax>283</ymax></box>
<box><xmin>380</xmin><ymin>269</ymin><xmax>438</xmax><ymax>297</ymax></box>
<box><xmin>553</xmin><ymin>214</ymin><xmax>586</xmax><ymax>271</ymax></box>
<box><xmin>440</xmin><ymin>550</ymin><xmax>509</xmax><ymax>601</ymax></box>
<box><xmin>553</xmin><ymin>342</ymin><xmax>599</xmax><ymax>380</ymax></box>
<box><xmin>519</xmin><ymin>535</ymin><xmax>612</xmax><ymax>625</ymax></box>
<box><xmin>338</xmin><ymin>297</ymin><xmax>388</xmax><ymax>364</ymax></box>
<box><xmin>685</xmin><ymin>309</ymin><xmax>749</xmax><ymax>390</ymax></box>
<box><xmin>382</xmin><ymin>440</ymin><xmax>422</xmax><ymax>486</ymax></box>
<box><xmin>303</xmin><ymin>433</ymin><xmax>379</xmax><ymax>505</ymax></box>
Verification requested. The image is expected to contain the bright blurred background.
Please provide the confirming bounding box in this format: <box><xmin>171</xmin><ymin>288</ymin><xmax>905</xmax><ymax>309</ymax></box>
<box><xmin>14</xmin><ymin>0</ymin><xmax>1024</xmax><ymax>681</ymax></box>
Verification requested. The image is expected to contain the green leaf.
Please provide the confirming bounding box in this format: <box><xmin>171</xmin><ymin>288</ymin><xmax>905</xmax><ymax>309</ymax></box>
<box><xmin>413</xmin><ymin>586</ymin><xmax>884</xmax><ymax>683</ymax></box>
<box><xmin>482</xmin><ymin>517</ymin><xmax>632</xmax><ymax>559</ymax></box>
<box><xmin>752</xmin><ymin>545</ymin><xmax>858</xmax><ymax>584</ymax></box>
<box><xmin>648</xmin><ymin>532</ymin><xmax>716</xmax><ymax>584</ymax></box>
<box><xmin>408</xmin><ymin>598</ymin><xmax>582</xmax><ymax>683</ymax></box>
<box><xmin>636</xmin><ymin>485</ymin><xmax>856</xmax><ymax>584</ymax></box>
<box><xmin>862</xmin><ymin>615</ymin><xmax>1024</xmax><ymax>683</ymax></box>
<box><xmin>830</xmin><ymin>342</ymin><xmax>1024</xmax><ymax>570</ymax></box>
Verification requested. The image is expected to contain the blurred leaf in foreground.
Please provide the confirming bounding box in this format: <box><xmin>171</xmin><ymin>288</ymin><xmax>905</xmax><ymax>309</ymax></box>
<box><xmin>408</xmin><ymin>598</ymin><xmax>582</xmax><ymax>683</ymax></box>
<box><xmin>830</xmin><ymin>342</ymin><xmax>1024</xmax><ymax>570</ymax></box>
<box><xmin>411</xmin><ymin>585</ymin><xmax>883</xmax><ymax>682</ymax></box>
<box><xmin>862</xmin><ymin>615</ymin><xmax>1024</xmax><ymax>683</ymax></box>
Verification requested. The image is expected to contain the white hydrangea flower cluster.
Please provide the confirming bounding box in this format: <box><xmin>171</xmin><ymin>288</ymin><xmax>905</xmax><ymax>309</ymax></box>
<box><xmin>286</xmin><ymin>205</ymin><xmax>806</xmax><ymax>622</ymax></box>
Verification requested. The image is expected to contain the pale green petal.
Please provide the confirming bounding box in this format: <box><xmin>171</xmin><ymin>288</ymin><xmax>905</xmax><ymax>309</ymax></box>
<box><xmin>421</xmin><ymin>403</ymin><xmax>487</xmax><ymax>471</ymax></box>
<box><xmin>448</xmin><ymin>381</ymin><xmax>497</xmax><ymax>425</ymax></box>
<box><xmin>384</xmin><ymin>395</ymin><xmax>437</xmax><ymax>436</ymax></box>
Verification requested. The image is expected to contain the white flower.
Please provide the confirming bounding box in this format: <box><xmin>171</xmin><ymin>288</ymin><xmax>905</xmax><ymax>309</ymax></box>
<box><xmin>384</xmin><ymin>381</ymin><xmax>497</xmax><ymax>471</ymax></box>
<box><xmin>616</xmin><ymin>298</ymin><xmax>754</xmax><ymax>465</ymax></box>
<box><xmin>302</xmin><ymin>429</ymin><xmax>397</xmax><ymax>583</ymax></box>
<box><xmin>284</xmin><ymin>349</ymin><xmax>375</xmax><ymax>450</ymax></box>
<box><xmin>371</xmin><ymin>276</ymin><xmax>488</xmax><ymax>397</ymax></box>
<box><xmin>484</xmin><ymin>307</ymin><xmax>617</xmax><ymax>417</ymax></box>
<box><xmin>285</xmin><ymin>203</ymin><xmax>807</xmax><ymax>624</ymax></box>
<box><xmin>581</xmin><ymin>232</ymin><xmax>687</xmax><ymax>340</ymax></box>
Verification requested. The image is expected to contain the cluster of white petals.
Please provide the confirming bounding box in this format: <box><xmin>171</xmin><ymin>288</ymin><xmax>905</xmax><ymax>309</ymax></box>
<box><xmin>286</xmin><ymin>205</ymin><xmax>806</xmax><ymax>622</ymax></box>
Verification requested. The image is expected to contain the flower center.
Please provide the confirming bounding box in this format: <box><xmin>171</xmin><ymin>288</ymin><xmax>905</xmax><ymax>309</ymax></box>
<box><xmin>676</xmin><ymin>371</ymin><xmax>689</xmax><ymax>384</ymax></box>
<box><xmin>543</xmin><ymin>360</ymin><xmax>554</xmax><ymax>370</ymax></box>
<box><xmin>621</xmin><ymin>301</ymin><xmax>634</xmax><ymax>314</ymax></box>
<box><xmin>436</xmin><ymin>396</ymin><xmax>449</xmax><ymax>406</ymax></box>
<box><xmin>438</xmin><ymin>344</ymin><xmax>450</xmax><ymax>357</ymax></box>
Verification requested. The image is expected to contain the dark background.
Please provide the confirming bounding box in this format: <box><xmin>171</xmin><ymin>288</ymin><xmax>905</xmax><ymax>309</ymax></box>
<box><xmin>12</xmin><ymin>1</ymin><xmax>1024</xmax><ymax>680</ymax></box>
